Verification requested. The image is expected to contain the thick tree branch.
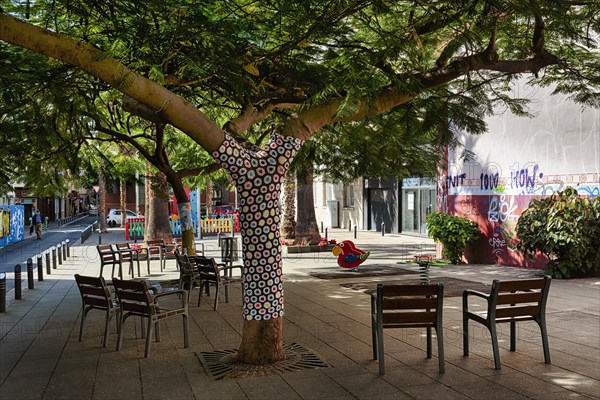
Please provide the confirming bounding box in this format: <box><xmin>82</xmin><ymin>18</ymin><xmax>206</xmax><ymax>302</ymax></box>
<box><xmin>0</xmin><ymin>13</ymin><xmax>225</xmax><ymax>152</ymax></box>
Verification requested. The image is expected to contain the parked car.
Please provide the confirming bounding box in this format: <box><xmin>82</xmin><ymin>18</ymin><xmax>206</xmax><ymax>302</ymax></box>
<box><xmin>106</xmin><ymin>209</ymin><xmax>137</xmax><ymax>227</ymax></box>
<box><xmin>88</xmin><ymin>205</ymin><xmax>98</xmax><ymax>216</ymax></box>
<box><xmin>212</xmin><ymin>205</ymin><xmax>238</xmax><ymax>216</ymax></box>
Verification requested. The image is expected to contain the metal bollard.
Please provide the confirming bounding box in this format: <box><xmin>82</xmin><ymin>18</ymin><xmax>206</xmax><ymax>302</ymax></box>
<box><xmin>348</xmin><ymin>221</ymin><xmax>351</xmax><ymax>232</ymax></box>
<box><xmin>52</xmin><ymin>246</ymin><xmax>57</xmax><ymax>269</ymax></box>
<box><xmin>45</xmin><ymin>251</ymin><xmax>51</xmax><ymax>275</ymax></box>
<box><xmin>27</xmin><ymin>258</ymin><xmax>34</xmax><ymax>289</ymax></box>
<box><xmin>320</xmin><ymin>221</ymin><xmax>323</xmax><ymax>233</ymax></box>
<box><xmin>0</xmin><ymin>272</ymin><xmax>6</xmax><ymax>312</ymax></box>
<box><xmin>37</xmin><ymin>254</ymin><xmax>44</xmax><ymax>281</ymax></box>
<box><xmin>14</xmin><ymin>265</ymin><xmax>22</xmax><ymax>300</ymax></box>
<box><xmin>62</xmin><ymin>241</ymin><xmax>67</xmax><ymax>259</ymax></box>
<box><xmin>57</xmin><ymin>244</ymin><xmax>62</xmax><ymax>265</ymax></box>
<box><xmin>66</xmin><ymin>239</ymin><xmax>70</xmax><ymax>258</ymax></box>
<box><xmin>325</xmin><ymin>227</ymin><xmax>328</xmax><ymax>240</ymax></box>
<box><xmin>354</xmin><ymin>225</ymin><xmax>357</xmax><ymax>239</ymax></box>
<box><xmin>381</xmin><ymin>223</ymin><xmax>385</xmax><ymax>236</ymax></box>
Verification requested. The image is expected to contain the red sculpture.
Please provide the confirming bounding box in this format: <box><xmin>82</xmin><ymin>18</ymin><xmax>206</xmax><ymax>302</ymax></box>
<box><xmin>332</xmin><ymin>240</ymin><xmax>370</xmax><ymax>269</ymax></box>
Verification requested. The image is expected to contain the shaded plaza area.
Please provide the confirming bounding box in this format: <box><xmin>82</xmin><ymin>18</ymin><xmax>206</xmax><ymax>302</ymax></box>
<box><xmin>0</xmin><ymin>228</ymin><xmax>598</xmax><ymax>399</ymax></box>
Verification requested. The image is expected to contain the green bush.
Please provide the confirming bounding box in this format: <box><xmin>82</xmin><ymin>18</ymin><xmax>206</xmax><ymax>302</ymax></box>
<box><xmin>426</xmin><ymin>212</ymin><xmax>481</xmax><ymax>264</ymax></box>
<box><xmin>515</xmin><ymin>187</ymin><xmax>600</xmax><ymax>278</ymax></box>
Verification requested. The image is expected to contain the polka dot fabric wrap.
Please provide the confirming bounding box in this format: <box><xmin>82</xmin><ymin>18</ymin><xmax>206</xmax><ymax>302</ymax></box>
<box><xmin>212</xmin><ymin>133</ymin><xmax>304</xmax><ymax>320</ymax></box>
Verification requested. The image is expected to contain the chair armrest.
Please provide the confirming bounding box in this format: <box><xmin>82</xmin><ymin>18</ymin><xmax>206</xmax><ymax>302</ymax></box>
<box><xmin>463</xmin><ymin>289</ymin><xmax>490</xmax><ymax>300</ymax></box>
<box><xmin>463</xmin><ymin>289</ymin><xmax>491</xmax><ymax>312</ymax></box>
<box><xmin>220</xmin><ymin>265</ymin><xmax>243</xmax><ymax>277</ymax></box>
<box><xmin>153</xmin><ymin>289</ymin><xmax>189</xmax><ymax>307</ymax></box>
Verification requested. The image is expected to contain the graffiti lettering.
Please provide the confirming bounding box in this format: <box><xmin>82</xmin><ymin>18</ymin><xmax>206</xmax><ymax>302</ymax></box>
<box><xmin>488</xmin><ymin>195</ymin><xmax>518</xmax><ymax>223</ymax></box>
<box><xmin>488</xmin><ymin>232</ymin><xmax>506</xmax><ymax>255</ymax></box>
<box><xmin>510</xmin><ymin>164</ymin><xmax>543</xmax><ymax>192</ymax></box>
<box><xmin>480</xmin><ymin>172</ymin><xmax>500</xmax><ymax>191</ymax></box>
<box><xmin>445</xmin><ymin>173</ymin><xmax>467</xmax><ymax>189</ymax></box>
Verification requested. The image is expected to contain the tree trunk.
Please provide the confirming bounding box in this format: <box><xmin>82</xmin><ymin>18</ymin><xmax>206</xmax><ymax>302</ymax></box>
<box><xmin>211</xmin><ymin>133</ymin><xmax>303</xmax><ymax>363</ymax></box>
<box><xmin>119</xmin><ymin>179</ymin><xmax>127</xmax><ymax>228</ymax></box>
<box><xmin>170</xmin><ymin>176</ymin><xmax>195</xmax><ymax>255</ymax></box>
<box><xmin>295</xmin><ymin>168</ymin><xmax>321</xmax><ymax>245</ymax></box>
<box><xmin>144</xmin><ymin>169</ymin><xmax>172</xmax><ymax>243</ymax></box>
<box><xmin>280</xmin><ymin>173</ymin><xmax>296</xmax><ymax>243</ymax></box>
<box><xmin>98</xmin><ymin>163</ymin><xmax>108</xmax><ymax>233</ymax></box>
<box><xmin>206</xmin><ymin>180</ymin><xmax>213</xmax><ymax>217</ymax></box>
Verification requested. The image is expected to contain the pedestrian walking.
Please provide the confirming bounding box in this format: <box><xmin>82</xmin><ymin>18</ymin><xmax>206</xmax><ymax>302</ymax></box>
<box><xmin>33</xmin><ymin>210</ymin><xmax>44</xmax><ymax>239</ymax></box>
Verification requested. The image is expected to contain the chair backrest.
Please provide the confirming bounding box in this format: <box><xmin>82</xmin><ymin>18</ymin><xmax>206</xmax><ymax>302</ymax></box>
<box><xmin>376</xmin><ymin>283</ymin><xmax>444</xmax><ymax>329</ymax></box>
<box><xmin>145</xmin><ymin>239</ymin><xmax>164</xmax><ymax>256</ymax></box>
<box><xmin>490</xmin><ymin>276</ymin><xmax>551</xmax><ymax>320</ymax></box>
<box><xmin>115</xmin><ymin>243</ymin><xmax>134</xmax><ymax>261</ymax></box>
<box><xmin>175</xmin><ymin>251</ymin><xmax>200</xmax><ymax>280</ymax></box>
<box><xmin>112</xmin><ymin>278</ymin><xmax>155</xmax><ymax>316</ymax></box>
<box><xmin>195</xmin><ymin>256</ymin><xmax>220</xmax><ymax>284</ymax></box>
<box><xmin>75</xmin><ymin>274</ymin><xmax>114</xmax><ymax>310</ymax></box>
<box><xmin>220</xmin><ymin>237</ymin><xmax>238</xmax><ymax>263</ymax></box>
<box><xmin>97</xmin><ymin>244</ymin><xmax>118</xmax><ymax>264</ymax></box>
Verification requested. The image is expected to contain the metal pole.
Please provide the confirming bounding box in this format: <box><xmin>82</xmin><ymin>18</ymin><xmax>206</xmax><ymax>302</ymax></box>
<box><xmin>52</xmin><ymin>246</ymin><xmax>57</xmax><ymax>269</ymax></box>
<box><xmin>14</xmin><ymin>265</ymin><xmax>21</xmax><ymax>300</ymax></box>
<box><xmin>354</xmin><ymin>225</ymin><xmax>357</xmax><ymax>239</ymax></box>
<box><xmin>57</xmin><ymin>244</ymin><xmax>62</xmax><ymax>265</ymax></box>
<box><xmin>98</xmin><ymin>211</ymin><xmax>102</xmax><ymax>244</ymax></box>
<box><xmin>37</xmin><ymin>254</ymin><xmax>43</xmax><ymax>281</ymax></box>
<box><xmin>0</xmin><ymin>273</ymin><xmax>5</xmax><ymax>312</ymax></box>
<box><xmin>66</xmin><ymin>239</ymin><xmax>70</xmax><ymax>258</ymax></box>
<box><xmin>27</xmin><ymin>258</ymin><xmax>34</xmax><ymax>289</ymax></box>
<box><xmin>348</xmin><ymin>220</ymin><xmax>351</xmax><ymax>231</ymax></box>
<box><xmin>325</xmin><ymin>227</ymin><xmax>328</xmax><ymax>240</ymax></box>
<box><xmin>320</xmin><ymin>221</ymin><xmax>323</xmax><ymax>233</ymax></box>
<box><xmin>45</xmin><ymin>252</ymin><xmax>51</xmax><ymax>275</ymax></box>
<box><xmin>381</xmin><ymin>222</ymin><xmax>385</xmax><ymax>236</ymax></box>
<box><xmin>62</xmin><ymin>241</ymin><xmax>67</xmax><ymax>260</ymax></box>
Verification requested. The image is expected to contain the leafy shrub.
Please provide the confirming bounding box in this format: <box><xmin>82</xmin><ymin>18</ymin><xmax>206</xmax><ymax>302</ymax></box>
<box><xmin>516</xmin><ymin>187</ymin><xmax>600</xmax><ymax>278</ymax></box>
<box><xmin>426</xmin><ymin>212</ymin><xmax>481</xmax><ymax>264</ymax></box>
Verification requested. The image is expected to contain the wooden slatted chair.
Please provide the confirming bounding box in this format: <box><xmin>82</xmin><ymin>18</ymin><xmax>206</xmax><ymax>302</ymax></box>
<box><xmin>195</xmin><ymin>255</ymin><xmax>243</xmax><ymax>310</ymax></box>
<box><xmin>112</xmin><ymin>278</ymin><xmax>189</xmax><ymax>358</ymax></box>
<box><xmin>174</xmin><ymin>251</ymin><xmax>202</xmax><ymax>303</ymax></box>
<box><xmin>371</xmin><ymin>283</ymin><xmax>445</xmax><ymax>375</ymax></box>
<box><xmin>114</xmin><ymin>242</ymin><xmax>140</xmax><ymax>278</ymax></box>
<box><xmin>97</xmin><ymin>244</ymin><xmax>123</xmax><ymax>279</ymax></box>
<box><xmin>74</xmin><ymin>274</ymin><xmax>120</xmax><ymax>348</ymax></box>
<box><xmin>462</xmin><ymin>276</ymin><xmax>552</xmax><ymax>369</ymax></box>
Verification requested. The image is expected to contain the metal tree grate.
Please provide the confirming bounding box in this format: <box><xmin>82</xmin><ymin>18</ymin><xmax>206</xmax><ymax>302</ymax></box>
<box><xmin>198</xmin><ymin>342</ymin><xmax>329</xmax><ymax>380</ymax></box>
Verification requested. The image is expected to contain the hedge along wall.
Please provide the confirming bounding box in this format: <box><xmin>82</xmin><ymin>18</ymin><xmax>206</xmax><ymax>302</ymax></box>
<box><xmin>0</xmin><ymin>205</ymin><xmax>25</xmax><ymax>248</ymax></box>
<box><xmin>438</xmin><ymin>80</ymin><xmax>599</xmax><ymax>269</ymax></box>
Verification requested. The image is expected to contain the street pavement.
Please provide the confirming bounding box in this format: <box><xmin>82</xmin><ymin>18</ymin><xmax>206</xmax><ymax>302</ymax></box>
<box><xmin>0</xmin><ymin>227</ymin><xmax>598</xmax><ymax>399</ymax></box>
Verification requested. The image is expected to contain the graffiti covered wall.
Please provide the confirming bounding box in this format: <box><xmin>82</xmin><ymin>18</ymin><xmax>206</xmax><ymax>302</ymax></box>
<box><xmin>0</xmin><ymin>205</ymin><xmax>25</xmax><ymax>248</ymax></box>
<box><xmin>440</xmin><ymin>81</ymin><xmax>600</xmax><ymax>268</ymax></box>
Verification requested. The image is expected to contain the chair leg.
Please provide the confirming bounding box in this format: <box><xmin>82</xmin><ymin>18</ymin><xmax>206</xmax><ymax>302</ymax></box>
<box><xmin>537</xmin><ymin>316</ymin><xmax>552</xmax><ymax>364</ymax></box>
<box><xmin>79</xmin><ymin>305</ymin><xmax>87</xmax><ymax>342</ymax></box>
<box><xmin>224</xmin><ymin>284</ymin><xmax>229</xmax><ymax>303</ymax></box>
<box><xmin>510</xmin><ymin>320</ymin><xmax>516</xmax><ymax>352</ymax></box>
<box><xmin>183</xmin><ymin>314</ymin><xmax>189</xmax><ymax>348</ymax></box>
<box><xmin>463</xmin><ymin>316</ymin><xmax>470</xmax><ymax>357</ymax></box>
<box><xmin>213</xmin><ymin>286</ymin><xmax>219</xmax><ymax>311</ymax></box>
<box><xmin>426</xmin><ymin>327</ymin><xmax>432</xmax><ymax>358</ymax></box>
<box><xmin>377</xmin><ymin>318</ymin><xmax>385</xmax><ymax>375</ymax></box>
<box><xmin>144</xmin><ymin>318</ymin><xmax>153</xmax><ymax>358</ymax></box>
<box><xmin>489</xmin><ymin>322</ymin><xmax>502</xmax><ymax>370</ymax></box>
<box><xmin>116</xmin><ymin>313</ymin><xmax>125</xmax><ymax>351</ymax></box>
<box><xmin>436</xmin><ymin>326</ymin><xmax>445</xmax><ymax>374</ymax></box>
<box><xmin>155</xmin><ymin>320</ymin><xmax>161</xmax><ymax>342</ymax></box>
<box><xmin>371</xmin><ymin>301</ymin><xmax>377</xmax><ymax>360</ymax></box>
<box><xmin>103</xmin><ymin>310</ymin><xmax>111</xmax><ymax>348</ymax></box>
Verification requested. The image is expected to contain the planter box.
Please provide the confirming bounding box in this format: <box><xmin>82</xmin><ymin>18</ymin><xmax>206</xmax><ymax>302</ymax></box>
<box><xmin>286</xmin><ymin>244</ymin><xmax>335</xmax><ymax>254</ymax></box>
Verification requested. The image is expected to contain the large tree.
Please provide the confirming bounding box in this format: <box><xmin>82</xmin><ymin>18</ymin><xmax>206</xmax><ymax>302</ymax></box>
<box><xmin>1</xmin><ymin>1</ymin><xmax>598</xmax><ymax>364</ymax></box>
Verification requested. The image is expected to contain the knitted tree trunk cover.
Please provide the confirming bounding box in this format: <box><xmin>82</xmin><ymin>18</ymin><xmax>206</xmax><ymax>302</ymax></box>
<box><xmin>212</xmin><ymin>133</ymin><xmax>303</xmax><ymax>320</ymax></box>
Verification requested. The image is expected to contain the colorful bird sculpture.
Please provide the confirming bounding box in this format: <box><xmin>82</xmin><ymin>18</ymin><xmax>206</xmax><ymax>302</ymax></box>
<box><xmin>332</xmin><ymin>240</ymin><xmax>370</xmax><ymax>269</ymax></box>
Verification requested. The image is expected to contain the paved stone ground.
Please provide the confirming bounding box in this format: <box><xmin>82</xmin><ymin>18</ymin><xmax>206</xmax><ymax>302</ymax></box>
<box><xmin>0</xmin><ymin>228</ymin><xmax>598</xmax><ymax>399</ymax></box>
